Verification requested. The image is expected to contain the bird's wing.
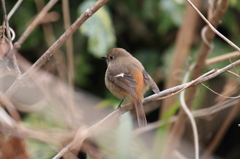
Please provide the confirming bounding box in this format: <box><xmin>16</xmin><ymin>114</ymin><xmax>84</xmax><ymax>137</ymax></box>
<box><xmin>142</xmin><ymin>70</ymin><xmax>160</xmax><ymax>94</ymax></box>
<box><xmin>107</xmin><ymin>69</ymin><xmax>137</xmax><ymax>97</ymax></box>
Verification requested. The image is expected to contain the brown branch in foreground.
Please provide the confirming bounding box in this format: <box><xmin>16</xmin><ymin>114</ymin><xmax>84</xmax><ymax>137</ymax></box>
<box><xmin>1</xmin><ymin>0</ymin><xmax>110</xmax><ymax>107</ymax></box>
<box><xmin>53</xmin><ymin>58</ymin><xmax>240</xmax><ymax>159</ymax></box>
<box><xmin>162</xmin><ymin>1</ymin><xmax>229</xmax><ymax>158</ymax></box>
<box><xmin>0</xmin><ymin>91</ymin><xmax>20</xmax><ymax>121</ymax></box>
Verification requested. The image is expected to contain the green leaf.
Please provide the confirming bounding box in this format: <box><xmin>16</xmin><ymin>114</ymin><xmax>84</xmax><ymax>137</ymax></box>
<box><xmin>78</xmin><ymin>0</ymin><xmax>116</xmax><ymax>57</ymax></box>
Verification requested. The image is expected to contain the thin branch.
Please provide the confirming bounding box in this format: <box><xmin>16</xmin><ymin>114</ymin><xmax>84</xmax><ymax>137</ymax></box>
<box><xmin>205</xmin><ymin>51</ymin><xmax>239</xmax><ymax>66</ymax></box>
<box><xmin>229</xmin><ymin>58</ymin><xmax>239</xmax><ymax>75</ymax></box>
<box><xmin>134</xmin><ymin>98</ymin><xmax>237</xmax><ymax>135</ymax></box>
<box><xmin>12</xmin><ymin>50</ymin><xmax>22</xmax><ymax>77</ymax></box>
<box><xmin>201</xmin><ymin>83</ymin><xmax>240</xmax><ymax>99</ymax></box>
<box><xmin>53</xmin><ymin>140</ymin><xmax>74</xmax><ymax>159</ymax></box>
<box><xmin>179</xmin><ymin>65</ymin><xmax>199</xmax><ymax>159</ymax></box>
<box><xmin>8</xmin><ymin>0</ymin><xmax>23</xmax><ymax>20</ymax></box>
<box><xmin>0</xmin><ymin>107</ymin><xmax>16</xmax><ymax>127</ymax></box>
<box><xmin>14</xmin><ymin>0</ymin><xmax>59</xmax><ymax>49</ymax></box>
<box><xmin>1</xmin><ymin>0</ymin><xmax>21</xmax><ymax>77</ymax></box>
<box><xmin>186</xmin><ymin>0</ymin><xmax>239</xmax><ymax>52</ymax></box>
<box><xmin>1</xmin><ymin>0</ymin><xmax>11</xmax><ymax>40</ymax></box>
<box><xmin>0</xmin><ymin>91</ymin><xmax>20</xmax><ymax>121</ymax></box>
<box><xmin>226</xmin><ymin>70</ymin><xmax>240</xmax><ymax>78</ymax></box>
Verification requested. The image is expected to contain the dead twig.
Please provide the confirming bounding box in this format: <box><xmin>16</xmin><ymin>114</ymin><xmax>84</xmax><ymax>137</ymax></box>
<box><xmin>205</xmin><ymin>51</ymin><xmax>239</xmax><ymax>66</ymax></box>
<box><xmin>8</xmin><ymin>0</ymin><xmax>23</xmax><ymax>20</ymax></box>
<box><xmin>14</xmin><ymin>0</ymin><xmax>59</xmax><ymax>49</ymax></box>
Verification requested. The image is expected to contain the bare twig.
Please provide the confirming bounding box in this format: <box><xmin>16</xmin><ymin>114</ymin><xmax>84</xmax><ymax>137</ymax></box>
<box><xmin>226</xmin><ymin>70</ymin><xmax>240</xmax><ymax>78</ymax></box>
<box><xmin>53</xmin><ymin>140</ymin><xmax>74</xmax><ymax>159</ymax></box>
<box><xmin>1</xmin><ymin>0</ymin><xmax>11</xmax><ymax>40</ymax></box>
<box><xmin>0</xmin><ymin>107</ymin><xmax>16</xmax><ymax>127</ymax></box>
<box><xmin>229</xmin><ymin>58</ymin><xmax>239</xmax><ymax>75</ymax></box>
<box><xmin>12</xmin><ymin>50</ymin><xmax>22</xmax><ymax>77</ymax></box>
<box><xmin>8</xmin><ymin>0</ymin><xmax>23</xmax><ymax>20</ymax></box>
<box><xmin>205</xmin><ymin>51</ymin><xmax>239</xmax><ymax>66</ymax></box>
<box><xmin>0</xmin><ymin>91</ymin><xmax>20</xmax><ymax>121</ymax></box>
<box><xmin>1</xmin><ymin>0</ymin><xmax>21</xmax><ymax>77</ymax></box>
<box><xmin>179</xmin><ymin>65</ymin><xmax>199</xmax><ymax>159</ymax></box>
<box><xmin>134</xmin><ymin>98</ymin><xmax>237</xmax><ymax>135</ymax></box>
<box><xmin>187</xmin><ymin>0</ymin><xmax>239</xmax><ymax>52</ymax></box>
<box><xmin>14</xmin><ymin>0</ymin><xmax>59</xmax><ymax>49</ymax></box>
<box><xmin>201</xmin><ymin>83</ymin><xmax>240</xmax><ymax>99</ymax></box>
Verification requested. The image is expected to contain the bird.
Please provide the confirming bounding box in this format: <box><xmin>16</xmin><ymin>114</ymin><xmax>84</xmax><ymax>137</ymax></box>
<box><xmin>102</xmin><ymin>48</ymin><xmax>160</xmax><ymax>127</ymax></box>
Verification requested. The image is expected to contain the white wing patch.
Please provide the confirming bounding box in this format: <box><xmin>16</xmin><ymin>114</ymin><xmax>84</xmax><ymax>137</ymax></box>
<box><xmin>115</xmin><ymin>73</ymin><xmax>124</xmax><ymax>77</ymax></box>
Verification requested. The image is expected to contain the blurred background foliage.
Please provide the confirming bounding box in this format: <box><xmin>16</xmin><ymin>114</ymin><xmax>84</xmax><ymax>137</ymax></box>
<box><xmin>2</xmin><ymin>0</ymin><xmax>240</xmax><ymax>158</ymax></box>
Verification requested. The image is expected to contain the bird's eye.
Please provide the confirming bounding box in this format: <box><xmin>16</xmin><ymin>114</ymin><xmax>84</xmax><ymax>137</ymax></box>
<box><xmin>109</xmin><ymin>56</ymin><xmax>114</xmax><ymax>60</ymax></box>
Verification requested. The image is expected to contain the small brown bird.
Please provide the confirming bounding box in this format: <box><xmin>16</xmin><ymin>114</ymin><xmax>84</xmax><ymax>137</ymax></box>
<box><xmin>102</xmin><ymin>48</ymin><xmax>160</xmax><ymax>127</ymax></box>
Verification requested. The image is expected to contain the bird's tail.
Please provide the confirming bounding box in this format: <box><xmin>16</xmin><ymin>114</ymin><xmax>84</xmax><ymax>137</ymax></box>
<box><xmin>133</xmin><ymin>98</ymin><xmax>147</xmax><ymax>127</ymax></box>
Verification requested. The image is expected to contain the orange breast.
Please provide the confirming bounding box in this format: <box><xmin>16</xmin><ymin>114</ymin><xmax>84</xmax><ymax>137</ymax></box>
<box><xmin>132</xmin><ymin>71</ymin><xmax>148</xmax><ymax>100</ymax></box>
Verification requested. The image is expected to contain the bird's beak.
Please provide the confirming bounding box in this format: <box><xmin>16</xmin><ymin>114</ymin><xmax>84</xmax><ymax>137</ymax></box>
<box><xmin>101</xmin><ymin>56</ymin><xmax>107</xmax><ymax>59</ymax></box>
